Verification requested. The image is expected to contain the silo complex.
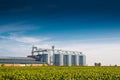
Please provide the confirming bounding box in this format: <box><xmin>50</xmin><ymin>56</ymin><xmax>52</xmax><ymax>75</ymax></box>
<box><xmin>30</xmin><ymin>46</ymin><xmax>86</xmax><ymax>66</ymax></box>
<box><xmin>54</xmin><ymin>52</ymin><xmax>85</xmax><ymax>66</ymax></box>
<box><xmin>0</xmin><ymin>46</ymin><xmax>86</xmax><ymax>66</ymax></box>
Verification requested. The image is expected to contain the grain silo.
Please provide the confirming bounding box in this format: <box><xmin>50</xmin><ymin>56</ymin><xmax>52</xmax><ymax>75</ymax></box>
<box><xmin>42</xmin><ymin>52</ymin><xmax>50</xmax><ymax>64</ymax></box>
<box><xmin>71</xmin><ymin>54</ymin><xmax>76</xmax><ymax>66</ymax></box>
<box><xmin>71</xmin><ymin>53</ymin><xmax>79</xmax><ymax>66</ymax></box>
<box><xmin>63</xmin><ymin>52</ymin><xmax>71</xmax><ymax>66</ymax></box>
<box><xmin>79</xmin><ymin>52</ymin><xmax>86</xmax><ymax>66</ymax></box>
<box><xmin>54</xmin><ymin>53</ymin><xmax>63</xmax><ymax>66</ymax></box>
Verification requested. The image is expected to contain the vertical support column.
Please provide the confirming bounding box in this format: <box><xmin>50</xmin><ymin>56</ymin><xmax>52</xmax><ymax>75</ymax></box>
<box><xmin>31</xmin><ymin>46</ymin><xmax>34</xmax><ymax>56</ymax></box>
<box><xmin>83</xmin><ymin>55</ymin><xmax>86</xmax><ymax>66</ymax></box>
<box><xmin>68</xmin><ymin>54</ymin><xmax>71</xmax><ymax>66</ymax></box>
<box><xmin>76</xmin><ymin>54</ymin><xmax>79</xmax><ymax>66</ymax></box>
<box><xmin>60</xmin><ymin>54</ymin><xmax>63</xmax><ymax>66</ymax></box>
<box><xmin>52</xmin><ymin>46</ymin><xmax>55</xmax><ymax>65</ymax></box>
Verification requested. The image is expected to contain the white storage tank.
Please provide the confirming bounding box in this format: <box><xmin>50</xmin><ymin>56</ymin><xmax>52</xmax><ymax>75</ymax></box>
<box><xmin>79</xmin><ymin>53</ymin><xmax>86</xmax><ymax>66</ymax></box>
<box><xmin>71</xmin><ymin>54</ymin><xmax>76</xmax><ymax>66</ymax></box>
<box><xmin>54</xmin><ymin>53</ymin><xmax>63</xmax><ymax>66</ymax></box>
<box><xmin>42</xmin><ymin>52</ymin><xmax>50</xmax><ymax>64</ymax></box>
<box><xmin>63</xmin><ymin>53</ymin><xmax>71</xmax><ymax>66</ymax></box>
<box><xmin>72</xmin><ymin>54</ymin><xmax>79</xmax><ymax>66</ymax></box>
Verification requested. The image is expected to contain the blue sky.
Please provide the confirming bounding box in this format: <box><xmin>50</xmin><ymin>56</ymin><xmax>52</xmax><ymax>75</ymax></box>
<box><xmin>0</xmin><ymin>0</ymin><xmax>120</xmax><ymax>65</ymax></box>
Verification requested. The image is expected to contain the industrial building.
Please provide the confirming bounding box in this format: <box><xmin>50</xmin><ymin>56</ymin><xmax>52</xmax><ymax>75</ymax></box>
<box><xmin>0</xmin><ymin>46</ymin><xmax>86</xmax><ymax>66</ymax></box>
<box><xmin>0</xmin><ymin>57</ymin><xmax>42</xmax><ymax>64</ymax></box>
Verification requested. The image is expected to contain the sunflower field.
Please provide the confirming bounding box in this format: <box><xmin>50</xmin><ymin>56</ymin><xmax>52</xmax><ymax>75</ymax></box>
<box><xmin>0</xmin><ymin>66</ymin><xmax>120</xmax><ymax>80</ymax></box>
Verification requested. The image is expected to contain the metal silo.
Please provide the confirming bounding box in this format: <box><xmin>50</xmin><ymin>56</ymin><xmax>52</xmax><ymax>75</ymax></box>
<box><xmin>71</xmin><ymin>53</ymin><xmax>79</xmax><ymax>66</ymax></box>
<box><xmin>71</xmin><ymin>54</ymin><xmax>76</xmax><ymax>66</ymax></box>
<box><xmin>79</xmin><ymin>53</ymin><xmax>86</xmax><ymax>66</ymax></box>
<box><xmin>54</xmin><ymin>53</ymin><xmax>63</xmax><ymax>66</ymax></box>
<box><xmin>82</xmin><ymin>54</ymin><xmax>86</xmax><ymax>66</ymax></box>
<box><xmin>42</xmin><ymin>52</ymin><xmax>50</xmax><ymax>64</ymax></box>
<box><xmin>63</xmin><ymin>53</ymin><xmax>71</xmax><ymax>66</ymax></box>
<box><xmin>63</xmin><ymin>54</ymin><xmax>67</xmax><ymax>66</ymax></box>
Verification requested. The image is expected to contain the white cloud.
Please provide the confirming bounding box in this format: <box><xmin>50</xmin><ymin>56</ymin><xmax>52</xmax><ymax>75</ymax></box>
<box><xmin>0</xmin><ymin>22</ymin><xmax>39</xmax><ymax>34</ymax></box>
<box><xmin>0</xmin><ymin>34</ymin><xmax>52</xmax><ymax>57</ymax></box>
<box><xmin>9</xmin><ymin>36</ymin><xmax>41</xmax><ymax>43</ymax></box>
<box><xmin>0</xmin><ymin>34</ymin><xmax>50</xmax><ymax>44</ymax></box>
